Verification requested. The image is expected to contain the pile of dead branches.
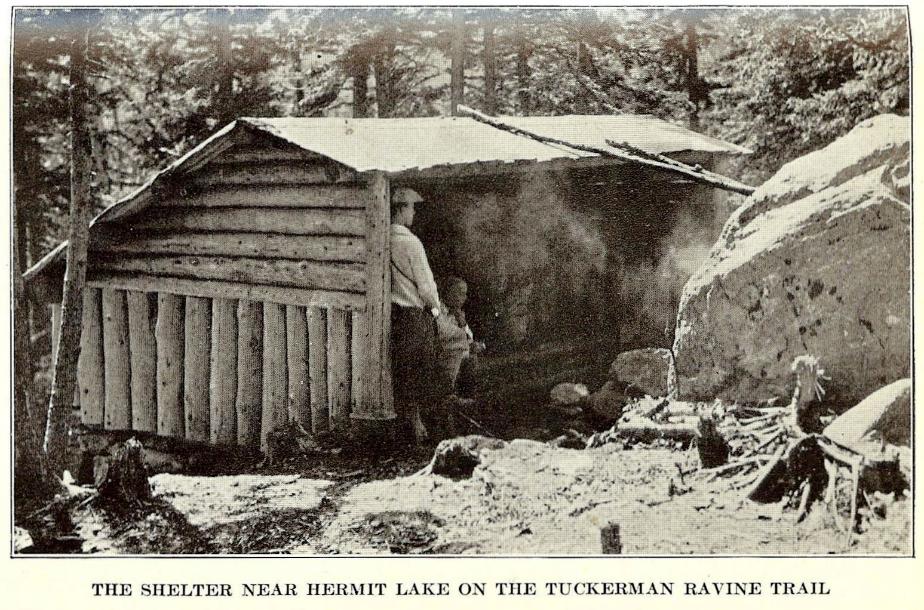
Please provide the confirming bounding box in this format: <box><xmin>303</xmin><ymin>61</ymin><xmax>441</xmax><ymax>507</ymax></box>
<box><xmin>700</xmin><ymin>356</ymin><xmax>907</xmax><ymax>540</ymax></box>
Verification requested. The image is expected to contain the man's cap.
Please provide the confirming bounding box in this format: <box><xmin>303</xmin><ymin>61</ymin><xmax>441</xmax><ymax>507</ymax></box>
<box><xmin>392</xmin><ymin>187</ymin><xmax>424</xmax><ymax>205</ymax></box>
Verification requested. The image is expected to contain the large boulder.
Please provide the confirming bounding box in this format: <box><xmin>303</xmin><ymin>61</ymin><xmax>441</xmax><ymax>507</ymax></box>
<box><xmin>674</xmin><ymin>115</ymin><xmax>910</xmax><ymax>407</ymax></box>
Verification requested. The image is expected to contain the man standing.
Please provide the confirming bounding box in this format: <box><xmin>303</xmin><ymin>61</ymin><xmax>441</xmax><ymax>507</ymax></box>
<box><xmin>389</xmin><ymin>187</ymin><xmax>442</xmax><ymax>442</ymax></box>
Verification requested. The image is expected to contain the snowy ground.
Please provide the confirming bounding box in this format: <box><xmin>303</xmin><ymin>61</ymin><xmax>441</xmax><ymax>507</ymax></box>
<box><xmin>64</xmin><ymin>441</ymin><xmax>909</xmax><ymax>556</ymax></box>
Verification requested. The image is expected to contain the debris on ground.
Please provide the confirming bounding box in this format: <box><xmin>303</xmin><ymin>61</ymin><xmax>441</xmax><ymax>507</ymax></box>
<box><xmin>350</xmin><ymin>511</ymin><xmax>445</xmax><ymax>554</ymax></box>
<box><xmin>587</xmin><ymin>396</ymin><xmax>703</xmax><ymax>449</ymax></box>
<box><xmin>692</xmin><ymin>359</ymin><xmax>909</xmax><ymax>538</ymax></box>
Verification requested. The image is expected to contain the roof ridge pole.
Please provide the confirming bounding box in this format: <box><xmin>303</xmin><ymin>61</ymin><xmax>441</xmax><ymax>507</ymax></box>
<box><xmin>455</xmin><ymin>104</ymin><xmax>755</xmax><ymax>196</ymax></box>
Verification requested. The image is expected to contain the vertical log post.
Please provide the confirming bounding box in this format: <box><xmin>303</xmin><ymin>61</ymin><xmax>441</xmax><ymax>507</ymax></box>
<box><xmin>262</xmin><ymin>302</ymin><xmax>288</xmax><ymax>450</ymax></box>
<box><xmin>126</xmin><ymin>291</ymin><xmax>156</xmax><ymax>432</ymax></box>
<box><xmin>78</xmin><ymin>288</ymin><xmax>105</xmax><ymax>427</ymax></box>
<box><xmin>327</xmin><ymin>308</ymin><xmax>351</xmax><ymax>430</ymax></box>
<box><xmin>350</xmin><ymin>309</ymin><xmax>368</xmax><ymax>415</ymax></box>
<box><xmin>156</xmin><ymin>293</ymin><xmax>185</xmax><ymax>438</ymax></box>
<box><xmin>210</xmin><ymin>298</ymin><xmax>238</xmax><ymax>445</ymax></box>
<box><xmin>236</xmin><ymin>300</ymin><xmax>263</xmax><ymax>447</ymax></box>
<box><xmin>184</xmin><ymin>296</ymin><xmax>211</xmax><ymax>443</ymax></box>
<box><xmin>286</xmin><ymin>305</ymin><xmax>311</xmax><ymax>430</ymax></box>
<box><xmin>356</xmin><ymin>171</ymin><xmax>394</xmax><ymax>420</ymax></box>
<box><xmin>307</xmin><ymin>306</ymin><xmax>329</xmax><ymax>433</ymax></box>
<box><xmin>102</xmin><ymin>289</ymin><xmax>131</xmax><ymax>430</ymax></box>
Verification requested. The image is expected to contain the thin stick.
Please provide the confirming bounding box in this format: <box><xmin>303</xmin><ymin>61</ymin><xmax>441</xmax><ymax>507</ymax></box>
<box><xmin>701</xmin><ymin>455</ymin><xmax>768</xmax><ymax>476</ymax></box>
<box><xmin>456</xmin><ymin>105</ymin><xmax>755</xmax><ymax>195</ymax></box>
<box><xmin>739</xmin><ymin>413</ymin><xmax>781</xmax><ymax>426</ymax></box>
<box><xmin>818</xmin><ymin>438</ymin><xmax>863</xmax><ymax>467</ymax></box>
<box><xmin>796</xmin><ymin>481</ymin><xmax>813</xmax><ymax>523</ymax></box>
<box><xmin>745</xmin><ymin>430</ymin><xmax>783</xmax><ymax>456</ymax></box>
<box><xmin>844</xmin><ymin>465</ymin><xmax>861</xmax><ymax>550</ymax></box>
<box><xmin>457</xmin><ymin>411</ymin><xmax>496</xmax><ymax>438</ymax></box>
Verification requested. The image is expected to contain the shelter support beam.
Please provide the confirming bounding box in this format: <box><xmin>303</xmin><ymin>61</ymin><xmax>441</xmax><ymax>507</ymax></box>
<box><xmin>354</xmin><ymin>171</ymin><xmax>394</xmax><ymax>420</ymax></box>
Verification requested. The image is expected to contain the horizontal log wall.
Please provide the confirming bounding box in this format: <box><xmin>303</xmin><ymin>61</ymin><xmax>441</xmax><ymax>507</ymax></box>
<box><xmin>95</xmin><ymin>232</ymin><xmax>364</xmax><ymax>263</ymax></box>
<box><xmin>87</xmin><ymin>149</ymin><xmax>366</xmax><ymax>312</ymax></box>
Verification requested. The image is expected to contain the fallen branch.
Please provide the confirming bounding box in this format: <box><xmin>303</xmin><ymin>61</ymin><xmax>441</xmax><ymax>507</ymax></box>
<box><xmin>701</xmin><ymin>455</ymin><xmax>768</xmax><ymax>477</ymax></box>
<box><xmin>456</xmin><ymin>105</ymin><xmax>755</xmax><ymax>195</ymax></box>
<box><xmin>456</xmin><ymin>411</ymin><xmax>497</xmax><ymax>439</ymax></box>
<box><xmin>616</xmin><ymin>418</ymin><xmax>698</xmax><ymax>444</ymax></box>
<box><xmin>745</xmin><ymin>444</ymin><xmax>787</xmax><ymax>501</ymax></box>
<box><xmin>817</xmin><ymin>437</ymin><xmax>863</xmax><ymax>468</ymax></box>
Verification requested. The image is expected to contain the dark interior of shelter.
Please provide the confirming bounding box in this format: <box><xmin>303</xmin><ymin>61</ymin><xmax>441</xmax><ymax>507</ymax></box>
<box><xmin>403</xmin><ymin>164</ymin><xmax>720</xmax><ymax>422</ymax></box>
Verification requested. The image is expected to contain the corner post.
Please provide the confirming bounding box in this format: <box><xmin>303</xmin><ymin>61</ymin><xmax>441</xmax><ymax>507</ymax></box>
<box><xmin>355</xmin><ymin>171</ymin><xmax>394</xmax><ymax>420</ymax></box>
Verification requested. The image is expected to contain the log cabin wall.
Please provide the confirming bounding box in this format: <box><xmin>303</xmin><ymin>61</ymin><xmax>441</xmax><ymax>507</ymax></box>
<box><xmin>68</xmin><ymin>140</ymin><xmax>390</xmax><ymax>450</ymax></box>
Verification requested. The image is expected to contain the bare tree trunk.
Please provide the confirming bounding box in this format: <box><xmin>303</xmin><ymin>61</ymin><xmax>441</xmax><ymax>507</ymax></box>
<box><xmin>352</xmin><ymin>56</ymin><xmax>369</xmax><ymax>118</ymax></box>
<box><xmin>215</xmin><ymin>9</ymin><xmax>235</xmax><ymax>125</ymax></box>
<box><xmin>13</xmin><ymin>182</ymin><xmax>51</xmax><ymax>514</ymax></box>
<box><xmin>450</xmin><ymin>11</ymin><xmax>465</xmax><ymax>116</ymax></box>
<box><xmin>292</xmin><ymin>47</ymin><xmax>304</xmax><ymax>114</ymax></box>
<box><xmin>44</xmin><ymin>14</ymin><xmax>94</xmax><ymax>477</ymax></box>
<box><xmin>515</xmin><ymin>36</ymin><xmax>531</xmax><ymax>115</ymax></box>
<box><xmin>482</xmin><ymin>22</ymin><xmax>497</xmax><ymax>115</ymax></box>
<box><xmin>372</xmin><ymin>42</ymin><xmax>395</xmax><ymax>118</ymax></box>
<box><xmin>684</xmin><ymin>22</ymin><xmax>701</xmax><ymax>130</ymax></box>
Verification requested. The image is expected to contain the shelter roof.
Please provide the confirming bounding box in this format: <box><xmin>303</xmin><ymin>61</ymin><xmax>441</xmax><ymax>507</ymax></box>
<box><xmin>24</xmin><ymin>114</ymin><xmax>749</xmax><ymax>284</ymax></box>
<box><xmin>244</xmin><ymin>114</ymin><xmax>749</xmax><ymax>174</ymax></box>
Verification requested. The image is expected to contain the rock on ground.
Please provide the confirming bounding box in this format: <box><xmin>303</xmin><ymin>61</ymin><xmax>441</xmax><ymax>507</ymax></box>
<box><xmin>610</xmin><ymin>348</ymin><xmax>674</xmax><ymax>397</ymax></box>
<box><xmin>14</xmin><ymin>526</ymin><xmax>34</xmax><ymax>553</ymax></box>
<box><xmin>587</xmin><ymin>380</ymin><xmax>628</xmax><ymax>421</ymax></box>
<box><xmin>589</xmin><ymin>348</ymin><xmax>674</xmax><ymax>422</ymax></box>
<box><xmin>550</xmin><ymin>382</ymin><xmax>589</xmax><ymax>405</ymax></box>
<box><xmin>428</xmin><ymin>435</ymin><xmax>506</xmax><ymax>480</ymax></box>
<box><xmin>674</xmin><ymin>115</ymin><xmax>910</xmax><ymax>407</ymax></box>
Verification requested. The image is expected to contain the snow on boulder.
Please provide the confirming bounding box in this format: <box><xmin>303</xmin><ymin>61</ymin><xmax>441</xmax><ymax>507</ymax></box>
<box><xmin>824</xmin><ymin>378</ymin><xmax>911</xmax><ymax>450</ymax></box>
<box><xmin>673</xmin><ymin>127</ymin><xmax>910</xmax><ymax>408</ymax></box>
<box><xmin>724</xmin><ymin>114</ymin><xmax>910</xmax><ymax>243</ymax></box>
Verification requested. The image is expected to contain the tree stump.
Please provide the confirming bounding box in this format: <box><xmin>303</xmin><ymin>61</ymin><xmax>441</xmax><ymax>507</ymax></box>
<box><xmin>95</xmin><ymin>438</ymin><xmax>152</xmax><ymax>506</ymax></box>
<box><xmin>696</xmin><ymin>412</ymin><xmax>730</xmax><ymax>468</ymax></box>
<box><xmin>600</xmin><ymin>523</ymin><xmax>622</xmax><ymax>554</ymax></box>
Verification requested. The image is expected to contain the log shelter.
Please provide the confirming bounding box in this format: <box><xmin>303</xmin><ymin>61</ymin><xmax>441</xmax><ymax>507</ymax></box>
<box><xmin>23</xmin><ymin>115</ymin><xmax>749</xmax><ymax>451</ymax></box>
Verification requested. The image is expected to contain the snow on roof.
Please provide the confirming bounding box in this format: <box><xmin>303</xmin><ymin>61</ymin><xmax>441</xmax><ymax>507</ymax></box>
<box><xmin>244</xmin><ymin>114</ymin><xmax>749</xmax><ymax>173</ymax></box>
